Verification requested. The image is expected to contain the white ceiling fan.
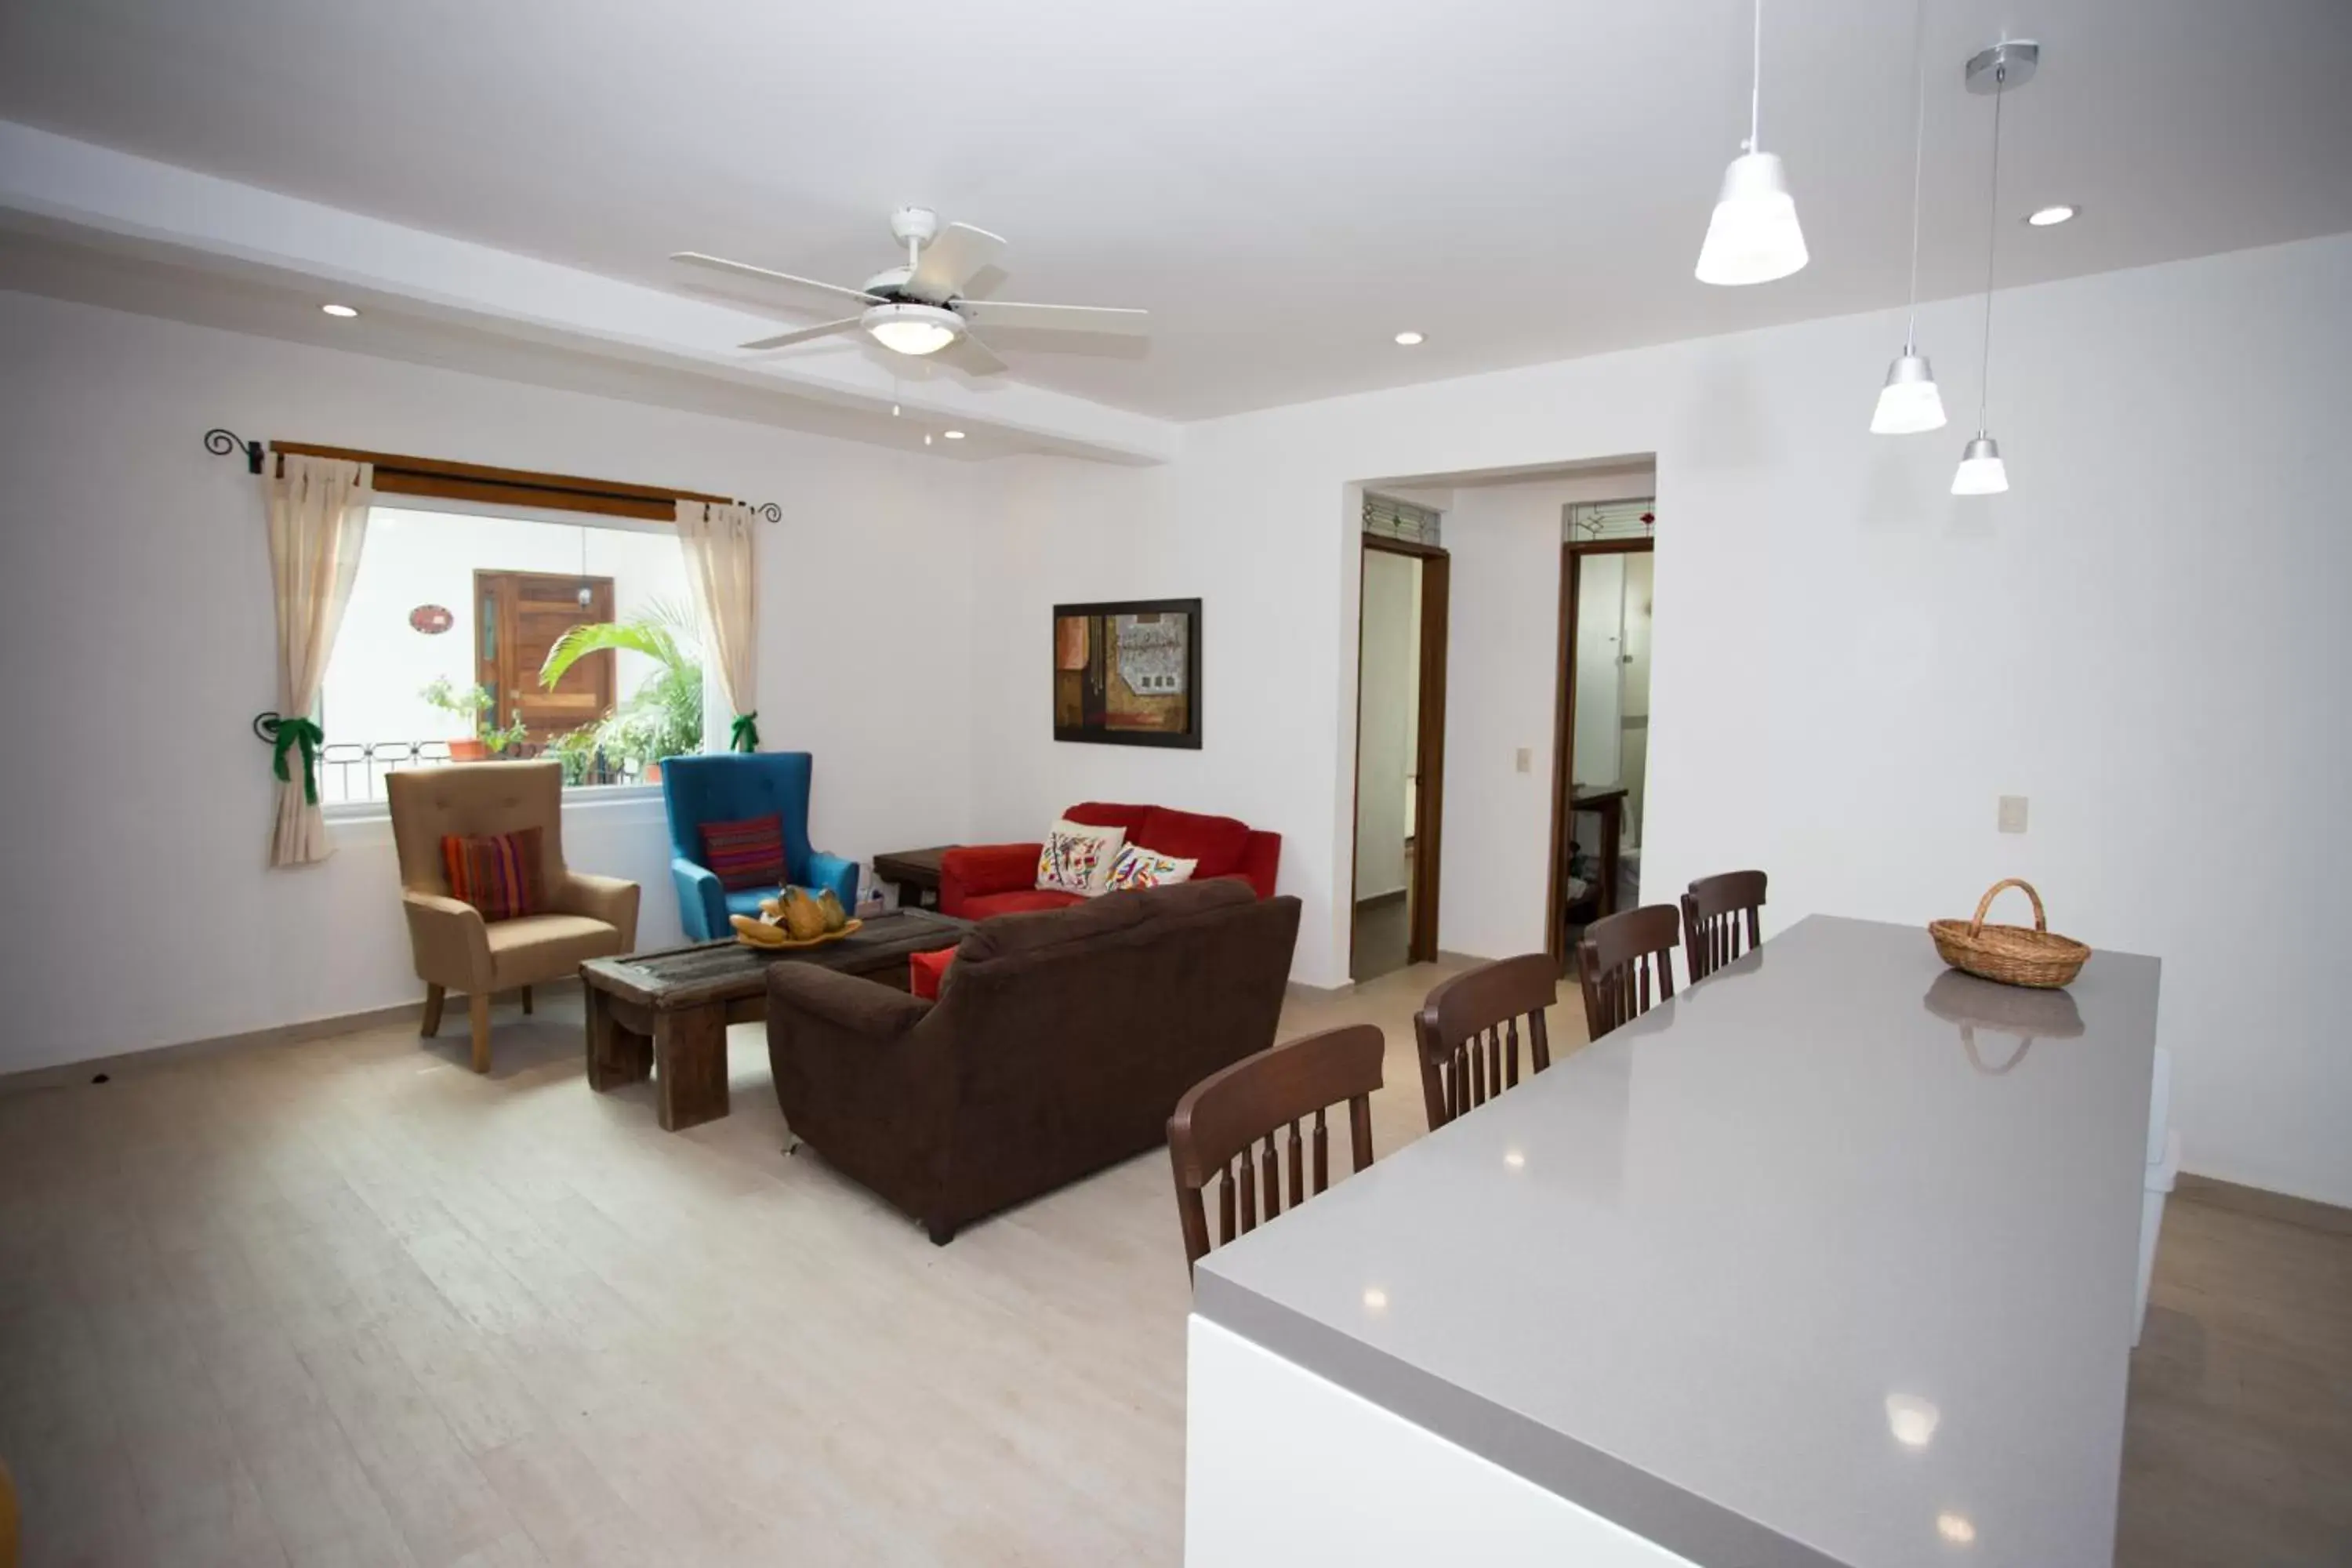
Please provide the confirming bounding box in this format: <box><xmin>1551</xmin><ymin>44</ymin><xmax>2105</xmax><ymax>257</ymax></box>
<box><xmin>672</xmin><ymin>206</ymin><xmax>1148</xmax><ymax>376</ymax></box>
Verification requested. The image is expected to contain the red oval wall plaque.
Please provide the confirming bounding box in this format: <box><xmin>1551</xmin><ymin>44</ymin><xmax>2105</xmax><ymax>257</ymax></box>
<box><xmin>409</xmin><ymin>604</ymin><xmax>454</xmax><ymax>635</ymax></box>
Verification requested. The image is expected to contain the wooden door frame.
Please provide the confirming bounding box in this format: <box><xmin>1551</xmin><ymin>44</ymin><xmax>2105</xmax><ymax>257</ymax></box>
<box><xmin>1546</xmin><ymin>538</ymin><xmax>1655</xmax><ymax>967</ymax></box>
<box><xmin>1348</xmin><ymin>534</ymin><xmax>1450</xmax><ymax>975</ymax></box>
<box><xmin>474</xmin><ymin>569</ymin><xmax>616</xmax><ymax>740</ymax></box>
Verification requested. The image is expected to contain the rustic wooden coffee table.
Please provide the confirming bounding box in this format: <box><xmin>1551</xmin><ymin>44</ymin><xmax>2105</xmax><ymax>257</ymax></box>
<box><xmin>580</xmin><ymin>907</ymin><xmax>971</xmax><ymax>1131</ymax></box>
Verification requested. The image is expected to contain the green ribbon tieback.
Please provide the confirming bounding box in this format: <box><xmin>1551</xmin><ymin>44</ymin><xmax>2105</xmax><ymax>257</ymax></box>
<box><xmin>263</xmin><ymin>715</ymin><xmax>325</xmax><ymax>804</ymax></box>
<box><xmin>730</xmin><ymin>712</ymin><xmax>760</xmax><ymax>753</ymax></box>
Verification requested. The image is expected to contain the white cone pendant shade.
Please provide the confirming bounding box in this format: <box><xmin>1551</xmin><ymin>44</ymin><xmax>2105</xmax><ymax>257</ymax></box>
<box><xmin>1696</xmin><ymin>152</ymin><xmax>1809</xmax><ymax>286</ymax></box>
<box><xmin>1871</xmin><ymin>352</ymin><xmax>1947</xmax><ymax>434</ymax></box>
<box><xmin>1951</xmin><ymin>434</ymin><xmax>2009</xmax><ymax>495</ymax></box>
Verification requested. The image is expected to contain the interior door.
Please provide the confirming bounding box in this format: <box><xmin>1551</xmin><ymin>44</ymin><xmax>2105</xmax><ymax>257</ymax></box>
<box><xmin>474</xmin><ymin>571</ymin><xmax>615</xmax><ymax>742</ymax></box>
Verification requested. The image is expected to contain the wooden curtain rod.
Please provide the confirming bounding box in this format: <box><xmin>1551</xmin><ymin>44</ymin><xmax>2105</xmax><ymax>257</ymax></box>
<box><xmin>203</xmin><ymin>430</ymin><xmax>780</xmax><ymax>523</ymax></box>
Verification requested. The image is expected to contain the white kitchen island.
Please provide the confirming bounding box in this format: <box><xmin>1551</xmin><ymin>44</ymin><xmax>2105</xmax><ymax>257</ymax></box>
<box><xmin>1185</xmin><ymin>916</ymin><xmax>2161</xmax><ymax>1568</ymax></box>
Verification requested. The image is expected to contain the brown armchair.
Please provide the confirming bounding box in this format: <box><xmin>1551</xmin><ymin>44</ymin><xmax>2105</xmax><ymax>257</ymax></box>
<box><xmin>387</xmin><ymin>761</ymin><xmax>639</xmax><ymax>1072</ymax></box>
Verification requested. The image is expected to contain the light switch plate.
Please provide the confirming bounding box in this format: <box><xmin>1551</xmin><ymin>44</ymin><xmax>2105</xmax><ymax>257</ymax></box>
<box><xmin>1998</xmin><ymin>795</ymin><xmax>2029</xmax><ymax>834</ymax></box>
<box><xmin>1515</xmin><ymin>747</ymin><xmax>1533</xmax><ymax>774</ymax></box>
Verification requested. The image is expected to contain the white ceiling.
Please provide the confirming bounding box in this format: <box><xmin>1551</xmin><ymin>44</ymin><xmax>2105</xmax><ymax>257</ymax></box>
<box><xmin>2</xmin><ymin>0</ymin><xmax>2347</xmax><ymax>423</ymax></box>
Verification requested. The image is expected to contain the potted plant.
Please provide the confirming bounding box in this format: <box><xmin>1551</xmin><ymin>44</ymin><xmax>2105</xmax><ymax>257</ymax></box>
<box><xmin>420</xmin><ymin>677</ymin><xmax>514</xmax><ymax>761</ymax></box>
<box><xmin>540</xmin><ymin>598</ymin><xmax>705</xmax><ymax>786</ymax></box>
<box><xmin>482</xmin><ymin>715</ymin><xmax>532</xmax><ymax>756</ymax></box>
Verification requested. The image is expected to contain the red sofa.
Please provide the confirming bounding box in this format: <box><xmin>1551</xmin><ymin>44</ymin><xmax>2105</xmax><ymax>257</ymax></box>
<box><xmin>939</xmin><ymin>801</ymin><xmax>1281</xmax><ymax>920</ymax></box>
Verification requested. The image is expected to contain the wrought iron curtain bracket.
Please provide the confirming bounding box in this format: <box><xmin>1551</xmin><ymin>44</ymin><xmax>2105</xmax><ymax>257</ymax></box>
<box><xmin>205</xmin><ymin>428</ymin><xmax>265</xmax><ymax>474</ymax></box>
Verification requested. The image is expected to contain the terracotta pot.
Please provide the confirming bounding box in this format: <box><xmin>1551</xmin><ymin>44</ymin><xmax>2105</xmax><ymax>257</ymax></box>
<box><xmin>448</xmin><ymin>738</ymin><xmax>488</xmax><ymax>761</ymax></box>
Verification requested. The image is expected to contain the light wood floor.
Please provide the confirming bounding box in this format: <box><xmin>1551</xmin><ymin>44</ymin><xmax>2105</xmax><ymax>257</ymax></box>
<box><xmin>2</xmin><ymin>962</ymin><xmax>2345</xmax><ymax>1566</ymax></box>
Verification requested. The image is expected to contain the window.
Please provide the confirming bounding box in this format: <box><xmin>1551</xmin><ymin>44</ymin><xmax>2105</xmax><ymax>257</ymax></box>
<box><xmin>1364</xmin><ymin>493</ymin><xmax>1443</xmax><ymax>547</ymax></box>
<box><xmin>317</xmin><ymin>505</ymin><xmax>706</xmax><ymax>805</ymax></box>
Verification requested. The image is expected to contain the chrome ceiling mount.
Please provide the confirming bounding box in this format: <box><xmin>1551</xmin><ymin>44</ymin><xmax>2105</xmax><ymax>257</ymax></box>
<box><xmin>1965</xmin><ymin>40</ymin><xmax>2039</xmax><ymax>94</ymax></box>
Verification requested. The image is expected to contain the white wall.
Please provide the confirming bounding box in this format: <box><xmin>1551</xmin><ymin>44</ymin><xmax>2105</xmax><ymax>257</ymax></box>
<box><xmin>971</xmin><ymin>234</ymin><xmax>2352</xmax><ymax>1208</ymax></box>
<box><xmin>13</xmin><ymin>230</ymin><xmax>2350</xmax><ymax>1207</ymax></box>
<box><xmin>1352</xmin><ymin>550</ymin><xmax>1418</xmax><ymax>902</ymax></box>
<box><xmin>1435</xmin><ymin>473</ymin><xmax>1657</xmax><ymax>963</ymax></box>
<box><xmin>0</xmin><ymin>289</ymin><xmax>984</xmax><ymax>1073</ymax></box>
<box><xmin>1619</xmin><ymin>553</ymin><xmax>1653</xmax><ymax>849</ymax></box>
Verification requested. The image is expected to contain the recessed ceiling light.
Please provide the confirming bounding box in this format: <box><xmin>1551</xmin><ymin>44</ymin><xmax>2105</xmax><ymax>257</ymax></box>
<box><xmin>943</xmin><ymin>430</ymin><xmax>966</xmax><ymax>440</ymax></box>
<box><xmin>1393</xmin><ymin>331</ymin><xmax>1425</xmax><ymax>346</ymax></box>
<box><xmin>1936</xmin><ymin>1512</ymin><xmax>1976</xmax><ymax>1545</ymax></box>
<box><xmin>320</xmin><ymin>303</ymin><xmax>359</xmax><ymax>318</ymax></box>
<box><xmin>2026</xmin><ymin>204</ymin><xmax>2077</xmax><ymax>227</ymax></box>
<box><xmin>1885</xmin><ymin>1394</ymin><xmax>1940</xmax><ymax>1448</ymax></box>
<box><xmin>1361</xmin><ymin>1287</ymin><xmax>1389</xmax><ymax>1311</ymax></box>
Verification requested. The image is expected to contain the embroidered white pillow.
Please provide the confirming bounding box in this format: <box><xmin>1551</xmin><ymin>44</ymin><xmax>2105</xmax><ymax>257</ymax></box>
<box><xmin>1036</xmin><ymin>819</ymin><xmax>1127</xmax><ymax>896</ymax></box>
<box><xmin>1105</xmin><ymin>843</ymin><xmax>1198</xmax><ymax>892</ymax></box>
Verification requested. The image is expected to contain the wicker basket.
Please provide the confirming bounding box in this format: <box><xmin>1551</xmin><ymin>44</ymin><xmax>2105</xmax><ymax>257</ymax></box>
<box><xmin>1929</xmin><ymin>879</ymin><xmax>2089</xmax><ymax>989</ymax></box>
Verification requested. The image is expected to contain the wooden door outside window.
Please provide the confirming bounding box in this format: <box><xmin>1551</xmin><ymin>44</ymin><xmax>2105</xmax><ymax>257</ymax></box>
<box><xmin>475</xmin><ymin>571</ymin><xmax>615</xmax><ymax>742</ymax></box>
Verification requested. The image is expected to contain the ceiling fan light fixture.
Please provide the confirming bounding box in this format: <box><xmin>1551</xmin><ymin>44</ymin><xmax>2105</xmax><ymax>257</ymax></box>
<box><xmin>862</xmin><ymin>302</ymin><xmax>963</xmax><ymax>357</ymax></box>
<box><xmin>1871</xmin><ymin>352</ymin><xmax>1947</xmax><ymax>434</ymax></box>
<box><xmin>1696</xmin><ymin>151</ymin><xmax>1809</xmax><ymax>285</ymax></box>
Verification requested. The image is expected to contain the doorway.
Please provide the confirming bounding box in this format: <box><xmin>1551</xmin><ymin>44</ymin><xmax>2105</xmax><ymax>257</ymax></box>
<box><xmin>474</xmin><ymin>569</ymin><xmax>615</xmax><ymax>742</ymax></box>
<box><xmin>1351</xmin><ymin>535</ymin><xmax>1449</xmax><ymax>981</ymax></box>
<box><xmin>1548</xmin><ymin>534</ymin><xmax>1656</xmax><ymax>967</ymax></box>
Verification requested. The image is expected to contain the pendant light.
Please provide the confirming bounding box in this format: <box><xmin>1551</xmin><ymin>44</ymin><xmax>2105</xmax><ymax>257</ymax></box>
<box><xmin>1871</xmin><ymin>0</ymin><xmax>1946</xmax><ymax>434</ymax></box>
<box><xmin>1952</xmin><ymin>41</ymin><xmax>2037</xmax><ymax>495</ymax></box>
<box><xmin>1696</xmin><ymin>0</ymin><xmax>1809</xmax><ymax>285</ymax></box>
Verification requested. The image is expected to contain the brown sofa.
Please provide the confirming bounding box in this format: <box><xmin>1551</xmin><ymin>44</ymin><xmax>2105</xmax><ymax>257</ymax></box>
<box><xmin>765</xmin><ymin>879</ymin><xmax>1301</xmax><ymax>1243</ymax></box>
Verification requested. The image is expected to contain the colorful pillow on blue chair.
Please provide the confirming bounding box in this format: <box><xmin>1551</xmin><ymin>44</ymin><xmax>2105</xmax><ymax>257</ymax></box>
<box><xmin>701</xmin><ymin>814</ymin><xmax>786</xmax><ymax>891</ymax></box>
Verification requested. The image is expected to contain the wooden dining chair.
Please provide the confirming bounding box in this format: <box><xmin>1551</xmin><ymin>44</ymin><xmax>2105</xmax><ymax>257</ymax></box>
<box><xmin>1681</xmin><ymin>869</ymin><xmax>1768</xmax><ymax>982</ymax></box>
<box><xmin>1576</xmin><ymin>905</ymin><xmax>1682</xmax><ymax>1040</ymax></box>
<box><xmin>1412</xmin><ymin>953</ymin><xmax>1557</xmax><ymax>1131</ymax></box>
<box><xmin>1167</xmin><ymin>1025</ymin><xmax>1385</xmax><ymax>1276</ymax></box>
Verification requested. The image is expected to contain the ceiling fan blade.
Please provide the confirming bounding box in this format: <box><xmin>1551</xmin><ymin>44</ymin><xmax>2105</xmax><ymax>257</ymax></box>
<box><xmin>955</xmin><ymin>299</ymin><xmax>1149</xmax><ymax>336</ymax></box>
<box><xmin>909</xmin><ymin>223</ymin><xmax>1007</xmax><ymax>299</ymax></box>
<box><xmin>937</xmin><ymin>332</ymin><xmax>1007</xmax><ymax>377</ymax></box>
<box><xmin>672</xmin><ymin>251</ymin><xmax>883</xmax><ymax>306</ymax></box>
<box><xmin>738</xmin><ymin>318</ymin><xmax>861</xmax><ymax>350</ymax></box>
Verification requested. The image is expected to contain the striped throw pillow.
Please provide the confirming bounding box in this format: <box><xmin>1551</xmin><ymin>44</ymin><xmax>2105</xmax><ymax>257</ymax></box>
<box><xmin>441</xmin><ymin>826</ymin><xmax>546</xmax><ymax>923</ymax></box>
<box><xmin>701</xmin><ymin>813</ymin><xmax>786</xmax><ymax>891</ymax></box>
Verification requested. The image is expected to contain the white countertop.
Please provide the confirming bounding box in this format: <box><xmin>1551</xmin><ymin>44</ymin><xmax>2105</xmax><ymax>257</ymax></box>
<box><xmin>1195</xmin><ymin>915</ymin><xmax>2161</xmax><ymax>1568</ymax></box>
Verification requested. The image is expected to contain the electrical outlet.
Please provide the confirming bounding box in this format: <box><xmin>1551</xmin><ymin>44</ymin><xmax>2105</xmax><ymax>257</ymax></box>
<box><xmin>1515</xmin><ymin>747</ymin><xmax>1533</xmax><ymax>774</ymax></box>
<box><xmin>1998</xmin><ymin>795</ymin><xmax>2029</xmax><ymax>834</ymax></box>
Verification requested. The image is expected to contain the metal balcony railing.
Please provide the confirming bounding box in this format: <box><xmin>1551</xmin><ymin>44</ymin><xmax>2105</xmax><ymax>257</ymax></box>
<box><xmin>317</xmin><ymin>739</ymin><xmax>650</xmax><ymax>805</ymax></box>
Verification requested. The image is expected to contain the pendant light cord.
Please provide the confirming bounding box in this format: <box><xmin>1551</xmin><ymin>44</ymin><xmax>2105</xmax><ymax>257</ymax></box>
<box><xmin>1748</xmin><ymin>0</ymin><xmax>1763</xmax><ymax>151</ymax></box>
<box><xmin>1976</xmin><ymin>63</ymin><xmax>2005</xmax><ymax>431</ymax></box>
<box><xmin>1901</xmin><ymin>0</ymin><xmax>1928</xmax><ymax>351</ymax></box>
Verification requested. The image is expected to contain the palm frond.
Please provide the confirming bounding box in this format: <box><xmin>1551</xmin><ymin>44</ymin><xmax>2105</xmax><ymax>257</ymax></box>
<box><xmin>539</xmin><ymin>597</ymin><xmax>702</xmax><ymax>690</ymax></box>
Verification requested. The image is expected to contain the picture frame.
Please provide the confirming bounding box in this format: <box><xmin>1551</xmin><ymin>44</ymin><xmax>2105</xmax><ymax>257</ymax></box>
<box><xmin>1051</xmin><ymin>597</ymin><xmax>1201</xmax><ymax>749</ymax></box>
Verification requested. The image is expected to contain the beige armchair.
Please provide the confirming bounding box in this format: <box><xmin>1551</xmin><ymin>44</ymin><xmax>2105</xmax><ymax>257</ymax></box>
<box><xmin>387</xmin><ymin>761</ymin><xmax>639</xmax><ymax>1072</ymax></box>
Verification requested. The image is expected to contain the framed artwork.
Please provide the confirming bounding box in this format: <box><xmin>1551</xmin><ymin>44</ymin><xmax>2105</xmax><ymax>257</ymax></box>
<box><xmin>1052</xmin><ymin>598</ymin><xmax>1201</xmax><ymax>749</ymax></box>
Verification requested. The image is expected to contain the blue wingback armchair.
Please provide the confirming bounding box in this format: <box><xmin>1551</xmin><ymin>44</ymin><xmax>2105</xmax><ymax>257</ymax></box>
<box><xmin>662</xmin><ymin>753</ymin><xmax>859</xmax><ymax>942</ymax></box>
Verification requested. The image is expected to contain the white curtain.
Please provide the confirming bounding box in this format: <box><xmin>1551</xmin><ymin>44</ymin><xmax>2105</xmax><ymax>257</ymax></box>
<box><xmin>675</xmin><ymin>499</ymin><xmax>760</xmax><ymax>751</ymax></box>
<box><xmin>264</xmin><ymin>453</ymin><xmax>374</xmax><ymax>866</ymax></box>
